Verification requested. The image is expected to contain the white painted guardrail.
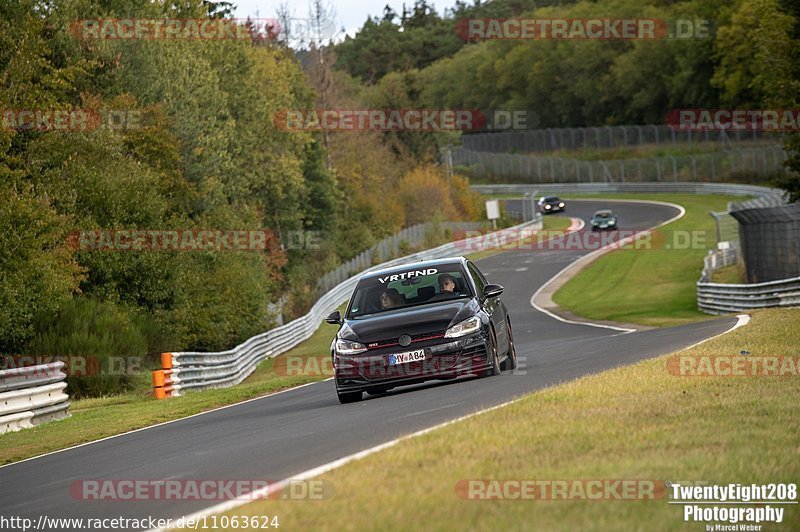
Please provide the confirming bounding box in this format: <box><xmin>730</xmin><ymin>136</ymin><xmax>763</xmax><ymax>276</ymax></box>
<box><xmin>0</xmin><ymin>362</ymin><xmax>70</xmax><ymax>433</ymax></box>
<box><xmin>165</xmin><ymin>217</ymin><xmax>543</xmax><ymax>393</ymax></box>
<box><xmin>470</xmin><ymin>181</ymin><xmax>784</xmax><ymax>200</ymax></box>
<box><xmin>697</xmin><ymin>276</ymin><xmax>800</xmax><ymax>315</ymax></box>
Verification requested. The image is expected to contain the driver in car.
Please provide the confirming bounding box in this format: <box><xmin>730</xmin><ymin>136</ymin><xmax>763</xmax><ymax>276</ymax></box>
<box><xmin>438</xmin><ymin>273</ymin><xmax>457</xmax><ymax>294</ymax></box>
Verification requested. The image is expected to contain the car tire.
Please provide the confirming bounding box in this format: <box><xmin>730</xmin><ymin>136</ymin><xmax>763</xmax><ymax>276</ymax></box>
<box><xmin>483</xmin><ymin>328</ymin><xmax>501</xmax><ymax>377</ymax></box>
<box><xmin>500</xmin><ymin>317</ymin><xmax>518</xmax><ymax>371</ymax></box>
<box><xmin>337</xmin><ymin>389</ymin><xmax>362</xmax><ymax>403</ymax></box>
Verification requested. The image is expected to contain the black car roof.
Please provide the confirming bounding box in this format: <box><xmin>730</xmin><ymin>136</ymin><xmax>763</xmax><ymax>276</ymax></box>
<box><xmin>593</xmin><ymin>210</ymin><xmax>614</xmax><ymax>216</ymax></box>
<box><xmin>361</xmin><ymin>256</ymin><xmax>468</xmax><ymax>280</ymax></box>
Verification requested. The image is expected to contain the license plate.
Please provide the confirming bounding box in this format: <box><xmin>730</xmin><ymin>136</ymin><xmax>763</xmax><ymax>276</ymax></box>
<box><xmin>388</xmin><ymin>349</ymin><xmax>426</xmax><ymax>365</ymax></box>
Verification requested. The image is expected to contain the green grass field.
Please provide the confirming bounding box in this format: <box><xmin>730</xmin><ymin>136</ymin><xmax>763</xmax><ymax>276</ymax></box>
<box><xmin>211</xmin><ymin>308</ymin><xmax>800</xmax><ymax>531</ymax></box>
<box><xmin>552</xmin><ymin>194</ymin><xmax>741</xmax><ymax>327</ymax></box>
<box><xmin>711</xmin><ymin>263</ymin><xmax>746</xmax><ymax>284</ymax></box>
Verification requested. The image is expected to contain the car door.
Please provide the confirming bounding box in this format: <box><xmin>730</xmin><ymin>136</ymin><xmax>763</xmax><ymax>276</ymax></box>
<box><xmin>467</xmin><ymin>261</ymin><xmax>509</xmax><ymax>354</ymax></box>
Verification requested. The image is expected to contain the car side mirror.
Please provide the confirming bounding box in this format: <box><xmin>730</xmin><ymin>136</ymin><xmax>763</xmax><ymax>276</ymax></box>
<box><xmin>483</xmin><ymin>284</ymin><xmax>504</xmax><ymax>299</ymax></box>
<box><xmin>325</xmin><ymin>310</ymin><xmax>342</xmax><ymax>325</ymax></box>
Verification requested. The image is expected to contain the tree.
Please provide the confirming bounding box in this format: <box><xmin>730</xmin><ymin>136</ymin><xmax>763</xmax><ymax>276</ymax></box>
<box><xmin>714</xmin><ymin>0</ymin><xmax>800</xmax><ymax>200</ymax></box>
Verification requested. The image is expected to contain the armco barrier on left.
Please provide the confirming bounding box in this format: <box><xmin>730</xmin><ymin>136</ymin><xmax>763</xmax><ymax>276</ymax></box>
<box><xmin>0</xmin><ymin>361</ymin><xmax>70</xmax><ymax>434</ymax></box>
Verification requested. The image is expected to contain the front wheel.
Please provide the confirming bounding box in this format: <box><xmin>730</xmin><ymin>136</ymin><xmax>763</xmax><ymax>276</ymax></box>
<box><xmin>482</xmin><ymin>329</ymin><xmax>501</xmax><ymax>377</ymax></box>
<box><xmin>500</xmin><ymin>317</ymin><xmax>518</xmax><ymax>371</ymax></box>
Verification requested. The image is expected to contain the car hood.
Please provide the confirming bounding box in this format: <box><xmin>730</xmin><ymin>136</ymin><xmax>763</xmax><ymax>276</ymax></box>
<box><xmin>341</xmin><ymin>298</ymin><xmax>478</xmax><ymax>342</ymax></box>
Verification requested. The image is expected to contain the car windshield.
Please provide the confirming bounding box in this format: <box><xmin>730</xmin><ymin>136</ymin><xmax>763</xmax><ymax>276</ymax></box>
<box><xmin>347</xmin><ymin>264</ymin><xmax>472</xmax><ymax>319</ymax></box>
<box><xmin>543</xmin><ymin>197</ymin><xmax>560</xmax><ymax>202</ymax></box>
<box><xmin>594</xmin><ymin>211</ymin><xmax>612</xmax><ymax>219</ymax></box>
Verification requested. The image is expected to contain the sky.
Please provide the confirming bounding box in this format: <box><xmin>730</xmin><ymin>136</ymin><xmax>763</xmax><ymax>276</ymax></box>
<box><xmin>232</xmin><ymin>0</ymin><xmax>461</xmax><ymax>38</ymax></box>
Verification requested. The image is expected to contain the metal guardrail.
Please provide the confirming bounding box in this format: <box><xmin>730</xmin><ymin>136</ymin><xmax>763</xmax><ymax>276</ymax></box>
<box><xmin>0</xmin><ymin>362</ymin><xmax>70</xmax><ymax>433</ymax></box>
<box><xmin>167</xmin><ymin>217</ymin><xmax>543</xmax><ymax>393</ymax></box>
<box><xmin>461</xmin><ymin>126</ymin><xmax>773</xmax><ymax>153</ymax></box>
<box><xmin>448</xmin><ymin>145</ymin><xmax>787</xmax><ymax>183</ymax></box>
<box><xmin>471</xmin><ymin>182</ymin><xmax>784</xmax><ymax>198</ymax></box>
<box><xmin>697</xmin><ymin>276</ymin><xmax>800</xmax><ymax>315</ymax></box>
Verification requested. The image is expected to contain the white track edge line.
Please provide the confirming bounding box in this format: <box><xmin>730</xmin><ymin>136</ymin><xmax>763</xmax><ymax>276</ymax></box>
<box><xmin>154</xmin><ymin>312</ymin><xmax>751</xmax><ymax>532</ymax></box>
<box><xmin>530</xmin><ymin>200</ymin><xmax>687</xmax><ymax>333</ymax></box>
<box><xmin>151</xmin><ymin>398</ymin><xmax>520</xmax><ymax>532</ymax></box>
<box><xmin>0</xmin><ymin>379</ymin><xmax>332</xmax><ymax>471</ymax></box>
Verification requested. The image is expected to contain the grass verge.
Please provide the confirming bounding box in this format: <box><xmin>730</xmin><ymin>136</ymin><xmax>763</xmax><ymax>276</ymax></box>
<box><xmin>552</xmin><ymin>194</ymin><xmax>741</xmax><ymax>327</ymax></box>
<box><xmin>211</xmin><ymin>308</ymin><xmax>800</xmax><ymax>531</ymax></box>
<box><xmin>711</xmin><ymin>263</ymin><xmax>746</xmax><ymax>284</ymax></box>
<box><xmin>0</xmin><ymin>306</ymin><xmax>345</xmax><ymax>465</ymax></box>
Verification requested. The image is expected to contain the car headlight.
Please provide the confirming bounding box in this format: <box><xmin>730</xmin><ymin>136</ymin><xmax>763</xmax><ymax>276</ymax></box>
<box><xmin>608</xmin><ymin>219</ymin><xmax>616</xmax><ymax>225</ymax></box>
<box><xmin>559</xmin><ymin>202</ymin><xmax>565</xmax><ymax>207</ymax></box>
<box><xmin>335</xmin><ymin>339</ymin><xmax>367</xmax><ymax>355</ymax></box>
<box><xmin>545</xmin><ymin>205</ymin><xmax>551</xmax><ymax>209</ymax></box>
<box><xmin>444</xmin><ymin>316</ymin><xmax>482</xmax><ymax>339</ymax></box>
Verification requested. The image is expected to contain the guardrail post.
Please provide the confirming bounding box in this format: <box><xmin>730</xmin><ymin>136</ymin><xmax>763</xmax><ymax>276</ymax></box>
<box><xmin>153</xmin><ymin>353</ymin><xmax>178</xmax><ymax>399</ymax></box>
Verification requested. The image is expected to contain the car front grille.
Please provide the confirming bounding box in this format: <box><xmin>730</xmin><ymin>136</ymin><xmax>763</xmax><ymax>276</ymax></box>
<box><xmin>367</xmin><ymin>331</ymin><xmax>445</xmax><ymax>350</ymax></box>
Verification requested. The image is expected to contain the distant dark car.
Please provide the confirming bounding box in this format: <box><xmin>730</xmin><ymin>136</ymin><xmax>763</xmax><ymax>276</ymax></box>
<box><xmin>538</xmin><ymin>196</ymin><xmax>565</xmax><ymax>214</ymax></box>
<box><xmin>326</xmin><ymin>257</ymin><xmax>518</xmax><ymax>403</ymax></box>
<box><xmin>590</xmin><ymin>210</ymin><xmax>618</xmax><ymax>231</ymax></box>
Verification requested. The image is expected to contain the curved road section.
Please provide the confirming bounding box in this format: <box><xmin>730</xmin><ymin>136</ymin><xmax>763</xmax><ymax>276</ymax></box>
<box><xmin>0</xmin><ymin>200</ymin><xmax>740</xmax><ymax>530</ymax></box>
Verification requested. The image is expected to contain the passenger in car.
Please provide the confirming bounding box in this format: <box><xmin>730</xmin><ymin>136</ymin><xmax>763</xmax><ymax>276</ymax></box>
<box><xmin>380</xmin><ymin>288</ymin><xmax>404</xmax><ymax>309</ymax></box>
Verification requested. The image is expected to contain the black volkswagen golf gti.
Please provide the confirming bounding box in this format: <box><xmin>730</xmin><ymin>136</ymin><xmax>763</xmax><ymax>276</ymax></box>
<box><xmin>325</xmin><ymin>257</ymin><xmax>518</xmax><ymax>403</ymax></box>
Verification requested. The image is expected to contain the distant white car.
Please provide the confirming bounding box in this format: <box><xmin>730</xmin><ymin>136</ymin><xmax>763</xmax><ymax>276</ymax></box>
<box><xmin>538</xmin><ymin>196</ymin><xmax>565</xmax><ymax>214</ymax></box>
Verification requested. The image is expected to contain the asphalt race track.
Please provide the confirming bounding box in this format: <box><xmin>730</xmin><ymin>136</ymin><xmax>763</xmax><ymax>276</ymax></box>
<box><xmin>0</xmin><ymin>200</ymin><xmax>739</xmax><ymax>530</ymax></box>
